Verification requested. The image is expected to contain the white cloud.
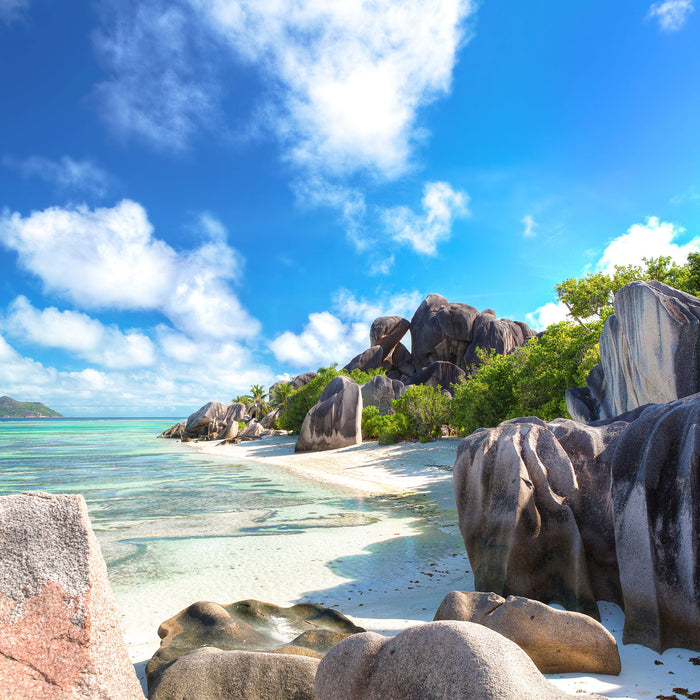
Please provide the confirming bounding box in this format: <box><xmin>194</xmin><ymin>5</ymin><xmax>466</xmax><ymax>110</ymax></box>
<box><xmin>3</xmin><ymin>296</ymin><xmax>155</xmax><ymax>369</ymax></box>
<box><xmin>95</xmin><ymin>0</ymin><xmax>474</xmax><ymax>177</ymax></box>
<box><xmin>0</xmin><ymin>0</ymin><xmax>28</xmax><ymax>23</ymax></box>
<box><xmin>93</xmin><ymin>1</ymin><xmax>222</xmax><ymax>151</ymax></box>
<box><xmin>0</xmin><ymin>200</ymin><xmax>259</xmax><ymax>341</ymax></box>
<box><xmin>596</xmin><ymin>216</ymin><xmax>700</xmax><ymax>274</ymax></box>
<box><xmin>3</xmin><ymin>156</ymin><xmax>112</xmax><ymax>197</ymax></box>
<box><xmin>648</xmin><ymin>0</ymin><xmax>695</xmax><ymax>31</ymax></box>
<box><xmin>381</xmin><ymin>181</ymin><xmax>469</xmax><ymax>255</ymax></box>
<box><xmin>526</xmin><ymin>302</ymin><xmax>570</xmax><ymax>332</ymax></box>
<box><xmin>522</xmin><ymin>214</ymin><xmax>537</xmax><ymax>238</ymax></box>
<box><xmin>269</xmin><ymin>288</ymin><xmax>421</xmax><ymax>368</ymax></box>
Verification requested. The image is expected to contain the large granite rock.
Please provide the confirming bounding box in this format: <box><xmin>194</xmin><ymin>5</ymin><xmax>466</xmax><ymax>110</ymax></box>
<box><xmin>343</xmin><ymin>345</ymin><xmax>384</xmax><ymax>373</ymax></box>
<box><xmin>567</xmin><ymin>281</ymin><xmax>700</xmax><ymax>422</ymax></box>
<box><xmin>410</xmin><ymin>360</ymin><xmax>466</xmax><ymax>395</ymax></box>
<box><xmin>290</xmin><ymin>372</ymin><xmax>318</xmax><ymax>390</ymax></box>
<box><xmin>610</xmin><ymin>393</ymin><xmax>700</xmax><ymax>652</ymax></box>
<box><xmin>296</xmin><ymin>376</ymin><xmax>363</xmax><ymax>452</ymax></box>
<box><xmin>0</xmin><ymin>492</ymin><xmax>144</xmax><ymax>699</ymax></box>
<box><xmin>178</xmin><ymin>401</ymin><xmax>248</xmax><ymax>440</ymax></box>
<box><xmin>453</xmin><ymin>417</ymin><xmax>627</xmax><ymax>618</ymax></box>
<box><xmin>238</xmin><ymin>419</ymin><xmax>265</xmax><ymax>439</ymax></box>
<box><xmin>361</xmin><ymin>375</ymin><xmax>405</xmax><ymax>415</ymax></box>
<box><xmin>369</xmin><ymin>316</ymin><xmax>410</xmax><ymax>359</ymax></box>
<box><xmin>149</xmin><ymin>647</ymin><xmax>318</xmax><ymax>700</ymax></box>
<box><xmin>434</xmin><ymin>591</ymin><xmax>620</xmax><ymax>675</ymax></box>
<box><xmin>463</xmin><ymin>313</ymin><xmax>536</xmax><ymax>368</ymax></box>
<box><xmin>147</xmin><ymin>599</ymin><xmax>363</xmax><ymax>690</ymax></box>
<box><xmin>410</xmin><ymin>294</ymin><xmax>479</xmax><ymax>370</ymax></box>
<box><xmin>386</xmin><ymin>341</ymin><xmax>414</xmax><ymax>377</ymax></box>
<box><xmin>315</xmin><ymin>620</ymin><xmax>599</xmax><ymax>700</ymax></box>
<box><xmin>158</xmin><ymin>421</ymin><xmax>186</xmax><ymax>439</ymax></box>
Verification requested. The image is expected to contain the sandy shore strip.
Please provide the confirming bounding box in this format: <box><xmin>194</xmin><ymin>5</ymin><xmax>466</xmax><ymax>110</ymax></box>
<box><xmin>121</xmin><ymin>435</ymin><xmax>698</xmax><ymax>699</ymax></box>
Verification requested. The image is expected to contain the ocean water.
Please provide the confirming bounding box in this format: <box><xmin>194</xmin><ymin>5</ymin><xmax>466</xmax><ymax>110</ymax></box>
<box><xmin>0</xmin><ymin>418</ymin><xmax>464</xmax><ymax>657</ymax></box>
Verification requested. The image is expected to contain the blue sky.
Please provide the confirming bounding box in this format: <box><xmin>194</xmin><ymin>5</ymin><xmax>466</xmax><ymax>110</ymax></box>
<box><xmin>1</xmin><ymin>0</ymin><xmax>699</xmax><ymax>416</ymax></box>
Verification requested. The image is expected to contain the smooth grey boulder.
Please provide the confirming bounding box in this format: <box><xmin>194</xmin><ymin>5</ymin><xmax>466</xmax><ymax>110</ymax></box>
<box><xmin>296</xmin><ymin>376</ymin><xmax>363</xmax><ymax>452</ymax></box>
<box><xmin>183</xmin><ymin>401</ymin><xmax>247</xmax><ymax>440</ymax></box>
<box><xmin>217</xmin><ymin>418</ymin><xmax>239</xmax><ymax>440</ymax></box>
<box><xmin>158</xmin><ymin>421</ymin><xmax>186</xmax><ymax>439</ymax></box>
<box><xmin>610</xmin><ymin>393</ymin><xmax>700</xmax><ymax>652</ymax></box>
<box><xmin>314</xmin><ymin>621</ymin><xmax>597</xmax><ymax>700</ymax></box>
<box><xmin>568</xmin><ymin>281</ymin><xmax>700</xmax><ymax>421</ymax></box>
<box><xmin>260</xmin><ymin>406</ymin><xmax>281</xmax><ymax>429</ymax></box>
<box><xmin>410</xmin><ymin>361</ymin><xmax>466</xmax><ymax>396</ymax></box>
<box><xmin>361</xmin><ymin>375</ymin><xmax>405</xmax><ymax>415</ymax></box>
<box><xmin>369</xmin><ymin>316</ymin><xmax>410</xmax><ymax>358</ymax></box>
<box><xmin>0</xmin><ymin>492</ymin><xmax>144</xmax><ymax>699</ymax></box>
<box><xmin>343</xmin><ymin>345</ymin><xmax>384</xmax><ymax>373</ymax></box>
<box><xmin>387</xmin><ymin>342</ymin><xmax>414</xmax><ymax>376</ymax></box>
<box><xmin>454</xmin><ymin>417</ymin><xmax>627</xmax><ymax>618</ymax></box>
<box><xmin>149</xmin><ymin>647</ymin><xmax>318</xmax><ymax>700</ymax></box>
<box><xmin>410</xmin><ymin>294</ymin><xmax>479</xmax><ymax>370</ymax></box>
<box><xmin>434</xmin><ymin>591</ymin><xmax>620</xmax><ymax>675</ymax></box>
<box><xmin>239</xmin><ymin>419</ymin><xmax>265</xmax><ymax>439</ymax></box>
<box><xmin>463</xmin><ymin>315</ymin><xmax>536</xmax><ymax>368</ymax></box>
<box><xmin>290</xmin><ymin>372</ymin><xmax>318</xmax><ymax>389</ymax></box>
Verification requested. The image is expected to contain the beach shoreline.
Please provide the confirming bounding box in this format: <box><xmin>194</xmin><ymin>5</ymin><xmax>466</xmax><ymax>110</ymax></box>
<box><xmin>120</xmin><ymin>435</ymin><xmax>697</xmax><ymax>699</ymax></box>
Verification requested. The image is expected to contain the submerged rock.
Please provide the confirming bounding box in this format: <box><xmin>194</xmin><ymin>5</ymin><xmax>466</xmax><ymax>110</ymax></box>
<box><xmin>434</xmin><ymin>591</ymin><xmax>620</xmax><ymax>675</ymax></box>
<box><xmin>296</xmin><ymin>376</ymin><xmax>363</xmax><ymax>452</ymax></box>
<box><xmin>315</xmin><ymin>620</ymin><xmax>599</xmax><ymax>700</ymax></box>
<box><xmin>146</xmin><ymin>599</ymin><xmax>364</xmax><ymax>691</ymax></box>
<box><xmin>0</xmin><ymin>492</ymin><xmax>144</xmax><ymax>699</ymax></box>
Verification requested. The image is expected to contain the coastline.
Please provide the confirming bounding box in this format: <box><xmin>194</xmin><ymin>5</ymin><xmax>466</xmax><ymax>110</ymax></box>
<box><xmin>174</xmin><ymin>435</ymin><xmax>697</xmax><ymax>700</ymax></box>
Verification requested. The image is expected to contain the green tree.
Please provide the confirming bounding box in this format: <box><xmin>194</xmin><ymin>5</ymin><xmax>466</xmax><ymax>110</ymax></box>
<box><xmin>269</xmin><ymin>381</ymin><xmax>294</xmax><ymax>409</ymax></box>
<box><xmin>246</xmin><ymin>384</ymin><xmax>270</xmax><ymax>418</ymax></box>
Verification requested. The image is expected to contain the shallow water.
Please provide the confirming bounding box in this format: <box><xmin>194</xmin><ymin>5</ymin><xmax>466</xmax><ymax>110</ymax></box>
<box><xmin>0</xmin><ymin>418</ymin><xmax>463</xmax><ymax>653</ymax></box>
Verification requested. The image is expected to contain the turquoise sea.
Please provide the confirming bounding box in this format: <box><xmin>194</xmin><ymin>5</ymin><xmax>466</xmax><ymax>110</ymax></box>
<box><xmin>0</xmin><ymin>418</ymin><xmax>464</xmax><ymax>662</ymax></box>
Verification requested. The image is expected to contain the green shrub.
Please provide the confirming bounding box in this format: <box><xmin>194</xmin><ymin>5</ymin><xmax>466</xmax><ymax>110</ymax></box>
<box><xmin>450</xmin><ymin>321</ymin><xmax>602</xmax><ymax>436</ymax></box>
<box><xmin>392</xmin><ymin>384</ymin><xmax>451</xmax><ymax>440</ymax></box>
<box><xmin>361</xmin><ymin>405</ymin><xmax>410</xmax><ymax>444</ymax></box>
<box><xmin>276</xmin><ymin>366</ymin><xmax>340</xmax><ymax>433</ymax></box>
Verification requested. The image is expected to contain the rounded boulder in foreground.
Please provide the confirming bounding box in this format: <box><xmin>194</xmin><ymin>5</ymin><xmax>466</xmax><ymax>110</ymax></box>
<box><xmin>314</xmin><ymin>621</ymin><xmax>603</xmax><ymax>700</ymax></box>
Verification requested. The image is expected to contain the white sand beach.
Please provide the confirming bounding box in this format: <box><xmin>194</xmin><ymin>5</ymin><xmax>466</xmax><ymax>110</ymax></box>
<box><xmin>122</xmin><ymin>435</ymin><xmax>699</xmax><ymax>699</ymax></box>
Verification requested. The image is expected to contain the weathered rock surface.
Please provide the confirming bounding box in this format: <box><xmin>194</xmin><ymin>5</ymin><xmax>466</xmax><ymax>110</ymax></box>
<box><xmin>158</xmin><ymin>421</ymin><xmax>185</xmax><ymax>439</ymax></box>
<box><xmin>410</xmin><ymin>360</ymin><xmax>466</xmax><ymax>396</ymax></box>
<box><xmin>296</xmin><ymin>376</ymin><xmax>363</xmax><ymax>452</ymax></box>
<box><xmin>454</xmin><ymin>417</ymin><xmax>627</xmax><ymax>618</ymax></box>
<box><xmin>290</xmin><ymin>372</ymin><xmax>318</xmax><ymax>390</ymax></box>
<box><xmin>147</xmin><ymin>599</ymin><xmax>364</xmax><ymax>690</ymax></box>
<box><xmin>239</xmin><ymin>419</ymin><xmax>265</xmax><ymax>439</ymax></box>
<box><xmin>567</xmin><ymin>281</ymin><xmax>700</xmax><ymax>422</ymax></box>
<box><xmin>361</xmin><ymin>375</ymin><xmax>404</xmax><ymax>415</ymax></box>
<box><xmin>410</xmin><ymin>294</ymin><xmax>479</xmax><ymax>370</ymax></box>
<box><xmin>369</xmin><ymin>316</ymin><xmax>411</xmax><ymax>358</ymax></box>
<box><xmin>463</xmin><ymin>315</ymin><xmax>536</xmax><ymax>368</ymax></box>
<box><xmin>169</xmin><ymin>401</ymin><xmax>249</xmax><ymax>440</ymax></box>
<box><xmin>260</xmin><ymin>406</ymin><xmax>281</xmax><ymax>429</ymax></box>
<box><xmin>0</xmin><ymin>492</ymin><xmax>144</xmax><ymax>699</ymax></box>
<box><xmin>387</xmin><ymin>341</ymin><xmax>414</xmax><ymax>376</ymax></box>
<box><xmin>217</xmin><ymin>417</ymin><xmax>240</xmax><ymax>440</ymax></box>
<box><xmin>343</xmin><ymin>345</ymin><xmax>384</xmax><ymax>373</ymax></box>
<box><xmin>434</xmin><ymin>591</ymin><xmax>620</xmax><ymax>675</ymax></box>
<box><xmin>149</xmin><ymin>647</ymin><xmax>318</xmax><ymax>700</ymax></box>
<box><xmin>610</xmin><ymin>393</ymin><xmax>700</xmax><ymax>652</ymax></box>
<box><xmin>315</xmin><ymin>620</ymin><xmax>599</xmax><ymax>700</ymax></box>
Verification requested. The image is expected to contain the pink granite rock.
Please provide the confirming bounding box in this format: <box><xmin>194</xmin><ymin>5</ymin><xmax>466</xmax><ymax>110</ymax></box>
<box><xmin>0</xmin><ymin>491</ymin><xmax>144</xmax><ymax>699</ymax></box>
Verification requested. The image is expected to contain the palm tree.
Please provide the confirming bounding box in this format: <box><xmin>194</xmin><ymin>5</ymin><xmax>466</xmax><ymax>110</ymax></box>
<box><xmin>246</xmin><ymin>384</ymin><xmax>270</xmax><ymax>418</ymax></box>
<box><xmin>269</xmin><ymin>381</ymin><xmax>294</xmax><ymax>409</ymax></box>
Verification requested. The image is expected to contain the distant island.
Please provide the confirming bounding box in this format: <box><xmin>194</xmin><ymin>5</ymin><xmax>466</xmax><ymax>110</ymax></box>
<box><xmin>0</xmin><ymin>396</ymin><xmax>63</xmax><ymax>418</ymax></box>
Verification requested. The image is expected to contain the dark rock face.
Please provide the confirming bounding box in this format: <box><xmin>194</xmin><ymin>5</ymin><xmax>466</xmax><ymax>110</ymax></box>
<box><xmin>315</xmin><ymin>621</ymin><xmax>592</xmax><ymax>700</ymax></box>
<box><xmin>0</xmin><ymin>492</ymin><xmax>144</xmax><ymax>699</ymax></box>
<box><xmin>369</xmin><ymin>316</ymin><xmax>410</xmax><ymax>358</ymax></box>
<box><xmin>361</xmin><ymin>375</ymin><xmax>404</xmax><ymax>415</ymax></box>
<box><xmin>410</xmin><ymin>294</ymin><xmax>479</xmax><ymax>370</ymax></box>
<box><xmin>158</xmin><ymin>421</ymin><xmax>186</xmax><ymax>439</ymax></box>
<box><xmin>387</xmin><ymin>342</ymin><xmax>414</xmax><ymax>377</ymax></box>
<box><xmin>147</xmin><ymin>599</ymin><xmax>363</xmax><ymax>691</ymax></box>
<box><xmin>410</xmin><ymin>361</ymin><xmax>466</xmax><ymax>396</ymax></box>
<box><xmin>177</xmin><ymin>401</ymin><xmax>248</xmax><ymax>440</ymax></box>
<box><xmin>463</xmin><ymin>316</ymin><xmax>536</xmax><ymax>368</ymax></box>
<box><xmin>568</xmin><ymin>281</ymin><xmax>700</xmax><ymax>422</ymax></box>
<box><xmin>434</xmin><ymin>591</ymin><xmax>620</xmax><ymax>675</ymax></box>
<box><xmin>610</xmin><ymin>394</ymin><xmax>700</xmax><ymax>652</ymax></box>
<box><xmin>453</xmin><ymin>417</ymin><xmax>627</xmax><ymax>618</ymax></box>
<box><xmin>343</xmin><ymin>345</ymin><xmax>384</xmax><ymax>373</ymax></box>
<box><xmin>149</xmin><ymin>647</ymin><xmax>318</xmax><ymax>700</ymax></box>
<box><xmin>296</xmin><ymin>376</ymin><xmax>363</xmax><ymax>452</ymax></box>
<box><xmin>291</xmin><ymin>372</ymin><xmax>318</xmax><ymax>390</ymax></box>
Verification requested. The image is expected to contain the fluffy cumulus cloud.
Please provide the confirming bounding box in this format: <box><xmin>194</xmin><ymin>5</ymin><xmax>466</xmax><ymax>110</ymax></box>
<box><xmin>3</xmin><ymin>296</ymin><xmax>155</xmax><ymax>369</ymax></box>
<box><xmin>96</xmin><ymin>0</ymin><xmax>475</xmax><ymax>178</ymax></box>
<box><xmin>0</xmin><ymin>200</ymin><xmax>259</xmax><ymax>340</ymax></box>
<box><xmin>0</xmin><ymin>0</ymin><xmax>28</xmax><ymax>23</ymax></box>
<box><xmin>596</xmin><ymin>216</ymin><xmax>700</xmax><ymax>274</ymax></box>
<box><xmin>381</xmin><ymin>181</ymin><xmax>469</xmax><ymax>255</ymax></box>
<box><xmin>2</xmin><ymin>156</ymin><xmax>113</xmax><ymax>197</ymax></box>
<box><xmin>269</xmin><ymin>289</ymin><xmax>422</xmax><ymax>369</ymax></box>
<box><xmin>525</xmin><ymin>301</ymin><xmax>570</xmax><ymax>332</ymax></box>
<box><xmin>647</xmin><ymin>0</ymin><xmax>695</xmax><ymax>31</ymax></box>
